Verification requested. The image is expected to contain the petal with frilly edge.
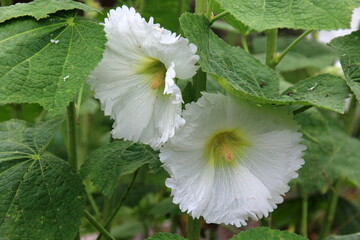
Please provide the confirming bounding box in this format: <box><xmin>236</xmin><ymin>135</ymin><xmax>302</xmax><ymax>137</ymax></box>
<box><xmin>160</xmin><ymin>93</ymin><xmax>306</xmax><ymax>227</ymax></box>
<box><xmin>88</xmin><ymin>6</ymin><xmax>199</xmax><ymax>149</ymax></box>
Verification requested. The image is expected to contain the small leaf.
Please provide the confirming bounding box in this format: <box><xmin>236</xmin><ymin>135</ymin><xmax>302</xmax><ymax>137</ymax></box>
<box><xmin>326</xmin><ymin>233</ymin><xmax>360</xmax><ymax>240</ymax></box>
<box><xmin>0</xmin><ymin>0</ymin><xmax>97</xmax><ymax>23</ymax></box>
<box><xmin>215</xmin><ymin>0</ymin><xmax>360</xmax><ymax>32</ymax></box>
<box><xmin>295</xmin><ymin>111</ymin><xmax>360</xmax><ymax>193</ymax></box>
<box><xmin>146</xmin><ymin>233</ymin><xmax>186</xmax><ymax>240</ymax></box>
<box><xmin>0</xmin><ymin>13</ymin><xmax>106</xmax><ymax>114</ymax></box>
<box><xmin>330</xmin><ymin>30</ymin><xmax>360</xmax><ymax>101</ymax></box>
<box><xmin>0</xmin><ymin>119</ymin><xmax>86</xmax><ymax>240</ymax></box>
<box><xmin>230</xmin><ymin>227</ymin><xmax>308</xmax><ymax>240</ymax></box>
<box><xmin>81</xmin><ymin>141</ymin><xmax>161</xmax><ymax>197</ymax></box>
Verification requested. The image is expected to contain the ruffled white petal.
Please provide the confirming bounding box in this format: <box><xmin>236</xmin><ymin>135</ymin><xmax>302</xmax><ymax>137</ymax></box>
<box><xmin>88</xmin><ymin>6</ymin><xmax>199</xmax><ymax>148</ymax></box>
<box><xmin>160</xmin><ymin>93</ymin><xmax>306</xmax><ymax>227</ymax></box>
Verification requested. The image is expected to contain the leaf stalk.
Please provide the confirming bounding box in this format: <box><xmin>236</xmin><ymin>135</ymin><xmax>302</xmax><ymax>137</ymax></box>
<box><xmin>85</xmin><ymin>210</ymin><xmax>115</xmax><ymax>240</ymax></box>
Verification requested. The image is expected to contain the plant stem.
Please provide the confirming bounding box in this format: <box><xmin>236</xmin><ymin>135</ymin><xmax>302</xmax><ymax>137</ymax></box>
<box><xmin>195</xmin><ymin>0</ymin><xmax>207</xmax><ymax>14</ymax></box>
<box><xmin>301</xmin><ymin>190</ymin><xmax>308</xmax><ymax>238</ymax></box>
<box><xmin>206</xmin><ymin>0</ymin><xmax>215</xmax><ymax>18</ymax></box>
<box><xmin>66</xmin><ymin>101</ymin><xmax>79</xmax><ymax>171</ymax></box>
<box><xmin>345</xmin><ymin>95</ymin><xmax>358</xmax><ymax>135</ymax></box>
<box><xmin>293</xmin><ymin>105</ymin><xmax>312</xmax><ymax>115</ymax></box>
<box><xmin>265</xmin><ymin>29</ymin><xmax>278</xmax><ymax>69</ymax></box>
<box><xmin>318</xmin><ymin>180</ymin><xmax>341</xmax><ymax>240</ymax></box>
<box><xmin>11</xmin><ymin>104</ymin><xmax>22</xmax><ymax>119</ymax></box>
<box><xmin>193</xmin><ymin>69</ymin><xmax>207</xmax><ymax>101</ymax></box>
<box><xmin>1</xmin><ymin>0</ymin><xmax>11</xmax><ymax>6</ymax></box>
<box><xmin>240</xmin><ymin>34</ymin><xmax>249</xmax><ymax>53</ymax></box>
<box><xmin>87</xmin><ymin>187</ymin><xmax>101</xmax><ymax>219</ymax></box>
<box><xmin>187</xmin><ymin>216</ymin><xmax>201</xmax><ymax>240</ymax></box>
<box><xmin>273</xmin><ymin>29</ymin><xmax>313</xmax><ymax>67</ymax></box>
<box><xmin>96</xmin><ymin>170</ymin><xmax>139</xmax><ymax>240</ymax></box>
<box><xmin>85</xmin><ymin>210</ymin><xmax>115</xmax><ymax>240</ymax></box>
<box><xmin>209</xmin><ymin>11</ymin><xmax>229</xmax><ymax>25</ymax></box>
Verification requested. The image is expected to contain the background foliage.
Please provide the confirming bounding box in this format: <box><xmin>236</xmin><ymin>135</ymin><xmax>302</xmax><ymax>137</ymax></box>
<box><xmin>0</xmin><ymin>0</ymin><xmax>359</xmax><ymax>240</ymax></box>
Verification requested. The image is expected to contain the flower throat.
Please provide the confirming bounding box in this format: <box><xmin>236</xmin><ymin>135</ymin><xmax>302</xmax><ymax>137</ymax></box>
<box><xmin>205</xmin><ymin>129</ymin><xmax>250</xmax><ymax>166</ymax></box>
<box><xmin>137</xmin><ymin>57</ymin><xmax>167</xmax><ymax>90</ymax></box>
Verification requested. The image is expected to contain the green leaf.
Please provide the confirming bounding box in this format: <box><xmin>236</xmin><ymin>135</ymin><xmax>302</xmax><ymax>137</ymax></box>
<box><xmin>146</xmin><ymin>233</ymin><xmax>186</xmax><ymax>240</ymax></box>
<box><xmin>253</xmin><ymin>37</ymin><xmax>338</xmax><ymax>72</ymax></box>
<box><xmin>0</xmin><ymin>13</ymin><xmax>106</xmax><ymax>114</ymax></box>
<box><xmin>295</xmin><ymin>111</ymin><xmax>360</xmax><ymax>193</ymax></box>
<box><xmin>180</xmin><ymin>14</ymin><xmax>349</xmax><ymax>113</ymax></box>
<box><xmin>330</xmin><ymin>30</ymin><xmax>360</xmax><ymax>101</ymax></box>
<box><xmin>215</xmin><ymin>0</ymin><xmax>360</xmax><ymax>32</ymax></box>
<box><xmin>180</xmin><ymin>13</ymin><xmax>280</xmax><ymax>103</ymax></box>
<box><xmin>326</xmin><ymin>233</ymin><xmax>360</xmax><ymax>240</ymax></box>
<box><xmin>230</xmin><ymin>227</ymin><xmax>307</xmax><ymax>240</ymax></box>
<box><xmin>0</xmin><ymin>119</ymin><xmax>86</xmax><ymax>240</ymax></box>
<box><xmin>213</xmin><ymin>2</ymin><xmax>251</xmax><ymax>35</ymax></box>
<box><xmin>0</xmin><ymin>0</ymin><xmax>97</xmax><ymax>23</ymax></box>
<box><xmin>279</xmin><ymin>74</ymin><xmax>350</xmax><ymax>114</ymax></box>
<box><xmin>81</xmin><ymin>141</ymin><xmax>161</xmax><ymax>197</ymax></box>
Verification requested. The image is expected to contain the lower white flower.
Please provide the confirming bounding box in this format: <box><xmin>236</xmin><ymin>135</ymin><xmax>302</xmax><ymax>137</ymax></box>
<box><xmin>160</xmin><ymin>93</ymin><xmax>306</xmax><ymax>227</ymax></box>
<box><xmin>88</xmin><ymin>6</ymin><xmax>199</xmax><ymax>149</ymax></box>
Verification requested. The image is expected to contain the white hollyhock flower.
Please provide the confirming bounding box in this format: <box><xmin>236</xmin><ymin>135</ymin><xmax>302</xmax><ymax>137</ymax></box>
<box><xmin>160</xmin><ymin>93</ymin><xmax>306</xmax><ymax>227</ymax></box>
<box><xmin>88</xmin><ymin>6</ymin><xmax>199</xmax><ymax>149</ymax></box>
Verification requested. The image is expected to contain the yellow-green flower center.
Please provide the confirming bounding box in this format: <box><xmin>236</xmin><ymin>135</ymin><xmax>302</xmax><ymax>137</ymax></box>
<box><xmin>205</xmin><ymin>129</ymin><xmax>250</xmax><ymax>166</ymax></box>
<box><xmin>137</xmin><ymin>57</ymin><xmax>167</xmax><ymax>90</ymax></box>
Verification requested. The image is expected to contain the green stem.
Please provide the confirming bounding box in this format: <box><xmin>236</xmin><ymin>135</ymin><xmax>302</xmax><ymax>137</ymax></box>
<box><xmin>273</xmin><ymin>29</ymin><xmax>313</xmax><ymax>67</ymax></box>
<box><xmin>319</xmin><ymin>180</ymin><xmax>341</xmax><ymax>240</ymax></box>
<box><xmin>195</xmin><ymin>0</ymin><xmax>207</xmax><ymax>14</ymax></box>
<box><xmin>187</xmin><ymin>216</ymin><xmax>201</xmax><ymax>240</ymax></box>
<box><xmin>85</xmin><ymin>210</ymin><xmax>115</xmax><ymax>240</ymax></box>
<box><xmin>96</xmin><ymin>170</ymin><xmax>139</xmax><ymax>240</ymax></box>
<box><xmin>76</xmin><ymin>84</ymin><xmax>84</xmax><ymax>120</ymax></box>
<box><xmin>265</xmin><ymin>29</ymin><xmax>278</xmax><ymax>69</ymax></box>
<box><xmin>345</xmin><ymin>95</ymin><xmax>358</xmax><ymax>135</ymax></box>
<box><xmin>206</xmin><ymin>0</ymin><xmax>215</xmax><ymax>18</ymax></box>
<box><xmin>193</xmin><ymin>69</ymin><xmax>207</xmax><ymax>101</ymax></box>
<box><xmin>11</xmin><ymin>104</ymin><xmax>22</xmax><ymax>119</ymax></box>
<box><xmin>66</xmin><ymin>101</ymin><xmax>79</xmax><ymax>171</ymax></box>
<box><xmin>301</xmin><ymin>191</ymin><xmax>308</xmax><ymax>238</ymax></box>
<box><xmin>209</xmin><ymin>11</ymin><xmax>229</xmax><ymax>25</ymax></box>
<box><xmin>87</xmin><ymin>189</ymin><xmax>101</xmax><ymax>219</ymax></box>
<box><xmin>1</xmin><ymin>0</ymin><xmax>11</xmax><ymax>6</ymax></box>
<box><xmin>240</xmin><ymin>34</ymin><xmax>249</xmax><ymax>53</ymax></box>
<box><xmin>293</xmin><ymin>105</ymin><xmax>312</xmax><ymax>115</ymax></box>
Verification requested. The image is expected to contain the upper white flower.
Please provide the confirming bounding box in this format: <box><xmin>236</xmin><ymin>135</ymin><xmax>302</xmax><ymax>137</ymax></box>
<box><xmin>160</xmin><ymin>93</ymin><xmax>306</xmax><ymax>227</ymax></box>
<box><xmin>88</xmin><ymin>6</ymin><xmax>199</xmax><ymax>149</ymax></box>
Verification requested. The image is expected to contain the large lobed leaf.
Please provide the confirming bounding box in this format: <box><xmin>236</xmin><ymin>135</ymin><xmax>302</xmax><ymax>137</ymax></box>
<box><xmin>330</xmin><ymin>30</ymin><xmax>360</xmax><ymax>101</ymax></box>
<box><xmin>81</xmin><ymin>141</ymin><xmax>161</xmax><ymax>197</ymax></box>
<box><xmin>180</xmin><ymin>13</ymin><xmax>280</xmax><ymax>102</ymax></box>
<box><xmin>215</xmin><ymin>0</ymin><xmax>360</xmax><ymax>32</ymax></box>
<box><xmin>0</xmin><ymin>13</ymin><xmax>106</xmax><ymax>114</ymax></box>
<box><xmin>0</xmin><ymin>119</ymin><xmax>86</xmax><ymax>240</ymax></box>
<box><xmin>295</xmin><ymin>111</ymin><xmax>360</xmax><ymax>193</ymax></box>
<box><xmin>0</xmin><ymin>0</ymin><xmax>97</xmax><ymax>23</ymax></box>
<box><xmin>180</xmin><ymin>13</ymin><xmax>350</xmax><ymax>113</ymax></box>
